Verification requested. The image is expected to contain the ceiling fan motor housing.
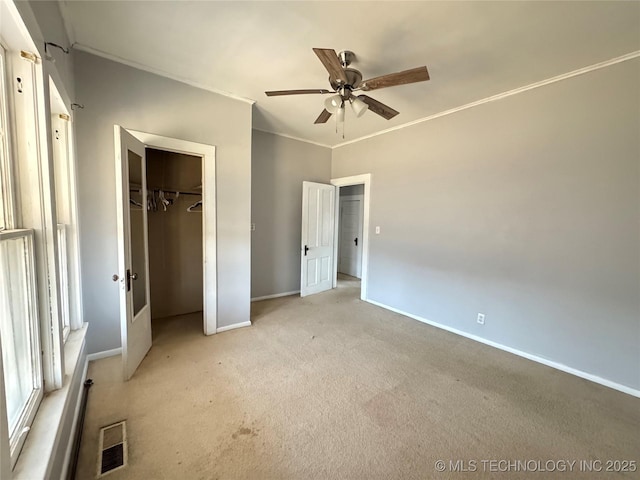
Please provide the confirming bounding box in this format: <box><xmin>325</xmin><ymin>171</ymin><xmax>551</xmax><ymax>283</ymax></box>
<box><xmin>330</xmin><ymin>68</ymin><xmax>362</xmax><ymax>93</ymax></box>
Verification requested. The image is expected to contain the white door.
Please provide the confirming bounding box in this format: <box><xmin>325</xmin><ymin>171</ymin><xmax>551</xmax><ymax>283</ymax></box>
<box><xmin>114</xmin><ymin>126</ymin><xmax>152</xmax><ymax>380</ymax></box>
<box><xmin>338</xmin><ymin>195</ymin><xmax>363</xmax><ymax>278</ymax></box>
<box><xmin>301</xmin><ymin>181</ymin><xmax>336</xmax><ymax>297</ymax></box>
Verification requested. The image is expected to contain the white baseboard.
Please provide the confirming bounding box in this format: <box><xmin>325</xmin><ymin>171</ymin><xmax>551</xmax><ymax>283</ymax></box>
<box><xmin>87</xmin><ymin>347</ymin><xmax>122</xmax><ymax>362</ymax></box>
<box><xmin>366</xmin><ymin>298</ymin><xmax>640</xmax><ymax>398</ymax></box>
<box><xmin>251</xmin><ymin>290</ymin><xmax>300</xmax><ymax>302</ymax></box>
<box><xmin>216</xmin><ymin>321</ymin><xmax>252</xmax><ymax>333</ymax></box>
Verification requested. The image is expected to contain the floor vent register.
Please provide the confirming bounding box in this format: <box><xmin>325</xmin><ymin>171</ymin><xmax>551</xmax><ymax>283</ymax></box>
<box><xmin>97</xmin><ymin>421</ymin><xmax>128</xmax><ymax>477</ymax></box>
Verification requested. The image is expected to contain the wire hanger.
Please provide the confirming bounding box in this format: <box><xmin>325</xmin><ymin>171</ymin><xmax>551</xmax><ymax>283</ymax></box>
<box><xmin>158</xmin><ymin>190</ymin><xmax>172</xmax><ymax>211</ymax></box>
<box><xmin>187</xmin><ymin>200</ymin><xmax>202</xmax><ymax>213</ymax></box>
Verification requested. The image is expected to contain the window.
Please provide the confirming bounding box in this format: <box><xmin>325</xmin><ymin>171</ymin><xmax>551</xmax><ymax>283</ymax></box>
<box><xmin>0</xmin><ymin>42</ymin><xmax>44</xmax><ymax>467</ymax></box>
<box><xmin>1</xmin><ymin>1</ymin><xmax>85</xmax><ymax>471</ymax></box>
<box><xmin>0</xmin><ymin>230</ymin><xmax>42</xmax><ymax>461</ymax></box>
<box><xmin>0</xmin><ymin>25</ymin><xmax>85</xmax><ymax>475</ymax></box>
<box><xmin>51</xmin><ymin>81</ymin><xmax>78</xmax><ymax>341</ymax></box>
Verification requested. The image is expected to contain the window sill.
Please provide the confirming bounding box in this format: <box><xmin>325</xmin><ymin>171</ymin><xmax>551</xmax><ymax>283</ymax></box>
<box><xmin>12</xmin><ymin>323</ymin><xmax>88</xmax><ymax>479</ymax></box>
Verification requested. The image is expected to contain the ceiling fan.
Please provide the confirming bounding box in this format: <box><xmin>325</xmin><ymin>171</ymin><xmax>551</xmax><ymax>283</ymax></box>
<box><xmin>265</xmin><ymin>48</ymin><xmax>430</xmax><ymax>125</ymax></box>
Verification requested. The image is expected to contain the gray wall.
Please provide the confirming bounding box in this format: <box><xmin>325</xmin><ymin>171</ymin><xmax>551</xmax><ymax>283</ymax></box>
<box><xmin>251</xmin><ymin>130</ymin><xmax>332</xmax><ymax>298</ymax></box>
<box><xmin>332</xmin><ymin>59</ymin><xmax>640</xmax><ymax>390</ymax></box>
<box><xmin>75</xmin><ymin>51</ymin><xmax>252</xmax><ymax>352</ymax></box>
<box><xmin>24</xmin><ymin>0</ymin><xmax>75</xmax><ymax>98</ymax></box>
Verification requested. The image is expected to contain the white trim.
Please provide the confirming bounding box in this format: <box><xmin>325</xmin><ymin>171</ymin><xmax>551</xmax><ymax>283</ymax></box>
<box><xmin>216</xmin><ymin>321</ymin><xmax>252</xmax><ymax>333</ymax></box>
<box><xmin>127</xmin><ymin>130</ymin><xmax>217</xmax><ymax>336</ymax></box>
<box><xmin>12</xmin><ymin>324</ymin><xmax>87</xmax><ymax>479</ymax></box>
<box><xmin>330</xmin><ymin>174</ymin><xmax>371</xmax><ymax>301</ymax></box>
<box><xmin>72</xmin><ymin>43</ymin><xmax>256</xmax><ymax>105</ymax></box>
<box><xmin>252</xmin><ymin>128</ymin><xmax>332</xmax><ymax>149</ymax></box>
<box><xmin>86</xmin><ymin>347</ymin><xmax>122</xmax><ymax>362</ymax></box>
<box><xmin>334</xmin><ymin>50</ymin><xmax>640</xmax><ymax>149</ymax></box>
<box><xmin>366</xmin><ymin>299</ymin><xmax>640</xmax><ymax>399</ymax></box>
<box><xmin>251</xmin><ymin>290</ymin><xmax>300</xmax><ymax>302</ymax></box>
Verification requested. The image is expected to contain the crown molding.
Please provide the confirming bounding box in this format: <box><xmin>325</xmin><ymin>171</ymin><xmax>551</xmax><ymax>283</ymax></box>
<box><xmin>72</xmin><ymin>43</ymin><xmax>256</xmax><ymax>105</ymax></box>
<box><xmin>333</xmin><ymin>50</ymin><xmax>640</xmax><ymax>149</ymax></box>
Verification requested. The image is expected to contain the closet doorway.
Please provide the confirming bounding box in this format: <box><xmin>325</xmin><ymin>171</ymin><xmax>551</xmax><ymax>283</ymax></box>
<box><xmin>337</xmin><ymin>184</ymin><xmax>364</xmax><ymax>280</ymax></box>
<box><xmin>146</xmin><ymin>148</ymin><xmax>203</xmax><ymax>335</ymax></box>
<box><xmin>115</xmin><ymin>128</ymin><xmax>217</xmax><ymax>379</ymax></box>
<box><xmin>330</xmin><ymin>173</ymin><xmax>371</xmax><ymax>301</ymax></box>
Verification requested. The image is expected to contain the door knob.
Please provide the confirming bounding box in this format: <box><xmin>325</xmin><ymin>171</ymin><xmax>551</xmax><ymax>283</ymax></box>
<box><xmin>130</xmin><ymin>272</ymin><xmax>138</xmax><ymax>280</ymax></box>
<box><xmin>112</xmin><ymin>274</ymin><xmax>119</xmax><ymax>282</ymax></box>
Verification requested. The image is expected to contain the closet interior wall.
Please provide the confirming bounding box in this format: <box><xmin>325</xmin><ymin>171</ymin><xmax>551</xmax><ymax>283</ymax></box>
<box><xmin>146</xmin><ymin>148</ymin><xmax>203</xmax><ymax>320</ymax></box>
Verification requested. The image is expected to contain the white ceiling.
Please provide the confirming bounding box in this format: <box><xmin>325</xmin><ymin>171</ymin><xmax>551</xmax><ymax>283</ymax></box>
<box><xmin>59</xmin><ymin>1</ymin><xmax>640</xmax><ymax>147</ymax></box>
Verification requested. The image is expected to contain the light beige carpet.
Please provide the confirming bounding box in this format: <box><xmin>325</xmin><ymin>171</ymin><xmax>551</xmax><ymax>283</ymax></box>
<box><xmin>76</xmin><ymin>279</ymin><xmax>639</xmax><ymax>479</ymax></box>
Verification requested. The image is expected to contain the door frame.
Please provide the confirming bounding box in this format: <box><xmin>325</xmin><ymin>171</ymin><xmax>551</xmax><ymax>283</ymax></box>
<box><xmin>337</xmin><ymin>193</ymin><xmax>364</xmax><ymax>278</ymax></box>
<box><xmin>127</xmin><ymin>129</ymin><xmax>217</xmax><ymax>335</ymax></box>
<box><xmin>330</xmin><ymin>174</ymin><xmax>371</xmax><ymax>301</ymax></box>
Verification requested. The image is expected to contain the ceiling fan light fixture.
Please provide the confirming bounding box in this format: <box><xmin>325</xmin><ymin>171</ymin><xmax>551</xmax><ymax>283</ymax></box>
<box><xmin>336</xmin><ymin>104</ymin><xmax>345</xmax><ymax>123</ymax></box>
<box><xmin>324</xmin><ymin>94</ymin><xmax>342</xmax><ymax>113</ymax></box>
<box><xmin>350</xmin><ymin>96</ymin><xmax>368</xmax><ymax>117</ymax></box>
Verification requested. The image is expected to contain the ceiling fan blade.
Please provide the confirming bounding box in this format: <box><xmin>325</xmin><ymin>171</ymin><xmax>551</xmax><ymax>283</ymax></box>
<box><xmin>314</xmin><ymin>109</ymin><xmax>333</xmax><ymax>124</ymax></box>
<box><xmin>312</xmin><ymin>48</ymin><xmax>347</xmax><ymax>84</ymax></box>
<box><xmin>360</xmin><ymin>66</ymin><xmax>430</xmax><ymax>91</ymax></box>
<box><xmin>265</xmin><ymin>89</ymin><xmax>332</xmax><ymax>96</ymax></box>
<box><xmin>358</xmin><ymin>95</ymin><xmax>399</xmax><ymax>120</ymax></box>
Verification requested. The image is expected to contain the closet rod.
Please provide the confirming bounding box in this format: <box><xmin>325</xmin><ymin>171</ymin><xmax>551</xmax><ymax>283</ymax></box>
<box><xmin>151</xmin><ymin>189</ymin><xmax>201</xmax><ymax>196</ymax></box>
<box><xmin>129</xmin><ymin>187</ymin><xmax>201</xmax><ymax>196</ymax></box>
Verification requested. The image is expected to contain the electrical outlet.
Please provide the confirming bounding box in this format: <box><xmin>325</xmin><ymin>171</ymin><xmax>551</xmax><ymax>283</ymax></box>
<box><xmin>477</xmin><ymin>313</ymin><xmax>485</xmax><ymax>325</ymax></box>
